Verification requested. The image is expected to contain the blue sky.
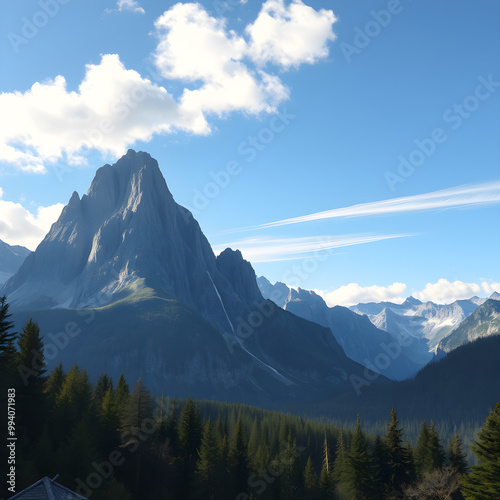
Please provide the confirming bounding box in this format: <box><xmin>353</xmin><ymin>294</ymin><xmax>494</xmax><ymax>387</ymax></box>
<box><xmin>0</xmin><ymin>0</ymin><xmax>499</xmax><ymax>305</ymax></box>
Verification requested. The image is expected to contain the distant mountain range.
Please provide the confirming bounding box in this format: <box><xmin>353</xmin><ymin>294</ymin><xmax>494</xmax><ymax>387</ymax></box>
<box><xmin>439</xmin><ymin>297</ymin><xmax>500</xmax><ymax>352</ymax></box>
<box><xmin>2</xmin><ymin>150</ymin><xmax>373</xmax><ymax>405</ymax></box>
<box><xmin>258</xmin><ymin>277</ymin><xmax>432</xmax><ymax>380</ymax></box>
<box><xmin>350</xmin><ymin>295</ymin><xmax>491</xmax><ymax>351</ymax></box>
<box><xmin>0</xmin><ymin>239</ymin><xmax>31</xmax><ymax>287</ymax></box>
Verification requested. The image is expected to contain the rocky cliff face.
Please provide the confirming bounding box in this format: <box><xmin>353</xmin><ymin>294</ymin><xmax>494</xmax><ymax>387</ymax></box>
<box><xmin>3</xmin><ymin>150</ymin><xmax>259</xmax><ymax>334</ymax></box>
<box><xmin>4</xmin><ymin>151</ymin><xmax>373</xmax><ymax>404</ymax></box>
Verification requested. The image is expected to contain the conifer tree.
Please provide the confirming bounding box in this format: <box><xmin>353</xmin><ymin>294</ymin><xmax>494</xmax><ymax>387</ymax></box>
<box><xmin>343</xmin><ymin>416</ymin><xmax>372</xmax><ymax>499</ymax></box>
<box><xmin>228</xmin><ymin>417</ymin><xmax>249</xmax><ymax>496</ymax></box>
<box><xmin>16</xmin><ymin>318</ymin><xmax>46</xmax><ymax>387</ymax></box>
<box><xmin>0</xmin><ymin>296</ymin><xmax>16</xmax><ymax>358</ymax></box>
<box><xmin>372</xmin><ymin>435</ymin><xmax>389</xmax><ymax>500</ymax></box>
<box><xmin>304</xmin><ymin>455</ymin><xmax>318</xmax><ymax>491</ymax></box>
<box><xmin>282</xmin><ymin>431</ymin><xmax>303</xmax><ymax>500</ymax></box>
<box><xmin>384</xmin><ymin>408</ymin><xmax>410</xmax><ymax>494</ymax></box>
<box><xmin>332</xmin><ymin>428</ymin><xmax>346</xmax><ymax>486</ymax></box>
<box><xmin>196</xmin><ymin>419</ymin><xmax>218</xmax><ymax>500</ymax></box>
<box><xmin>319</xmin><ymin>431</ymin><xmax>334</xmax><ymax>499</ymax></box>
<box><xmin>121</xmin><ymin>378</ymin><xmax>153</xmax><ymax>491</ymax></box>
<box><xmin>461</xmin><ymin>403</ymin><xmax>500</xmax><ymax>499</ymax></box>
<box><xmin>44</xmin><ymin>361</ymin><xmax>65</xmax><ymax>400</ymax></box>
<box><xmin>16</xmin><ymin>319</ymin><xmax>46</xmax><ymax>441</ymax></box>
<box><xmin>415</xmin><ymin>421</ymin><xmax>431</xmax><ymax>476</ymax></box>
<box><xmin>448</xmin><ymin>431</ymin><xmax>468</xmax><ymax>475</ymax></box>
<box><xmin>428</xmin><ymin>421</ymin><xmax>445</xmax><ymax>470</ymax></box>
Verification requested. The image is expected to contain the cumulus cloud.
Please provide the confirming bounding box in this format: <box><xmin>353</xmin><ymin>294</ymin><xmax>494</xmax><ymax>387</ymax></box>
<box><xmin>0</xmin><ymin>200</ymin><xmax>64</xmax><ymax>250</ymax></box>
<box><xmin>1</xmin><ymin>1</ymin><xmax>337</xmax><ymax>172</ymax></box>
<box><xmin>0</xmin><ymin>54</ymin><xmax>198</xmax><ymax>172</ymax></box>
<box><xmin>246</xmin><ymin>0</ymin><xmax>337</xmax><ymax>68</ymax></box>
<box><xmin>153</xmin><ymin>2</ymin><xmax>290</xmax><ymax>127</ymax></box>
<box><xmin>317</xmin><ymin>278</ymin><xmax>500</xmax><ymax>307</ymax></box>
<box><xmin>317</xmin><ymin>283</ymin><xmax>407</xmax><ymax>307</ymax></box>
<box><xmin>414</xmin><ymin>278</ymin><xmax>500</xmax><ymax>303</ymax></box>
<box><xmin>213</xmin><ymin>233</ymin><xmax>409</xmax><ymax>263</ymax></box>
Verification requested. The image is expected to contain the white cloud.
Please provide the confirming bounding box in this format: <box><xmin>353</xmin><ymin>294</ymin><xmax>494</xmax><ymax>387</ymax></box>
<box><xmin>153</xmin><ymin>2</ymin><xmax>290</xmax><ymax>126</ymax></box>
<box><xmin>0</xmin><ymin>54</ymin><xmax>198</xmax><ymax>172</ymax></box>
<box><xmin>414</xmin><ymin>278</ymin><xmax>500</xmax><ymax>303</ymax></box>
<box><xmin>2</xmin><ymin>1</ymin><xmax>336</xmax><ymax>173</ymax></box>
<box><xmin>317</xmin><ymin>283</ymin><xmax>407</xmax><ymax>307</ymax></box>
<box><xmin>246</xmin><ymin>0</ymin><xmax>337</xmax><ymax>68</ymax></box>
<box><xmin>213</xmin><ymin>233</ymin><xmax>409</xmax><ymax>263</ymax></box>
<box><xmin>0</xmin><ymin>200</ymin><xmax>64</xmax><ymax>250</ymax></box>
<box><xmin>317</xmin><ymin>278</ymin><xmax>500</xmax><ymax>307</ymax></box>
<box><xmin>0</xmin><ymin>187</ymin><xmax>3</xmax><ymax>199</ymax></box>
<box><xmin>239</xmin><ymin>180</ymin><xmax>500</xmax><ymax>231</ymax></box>
<box><xmin>116</xmin><ymin>0</ymin><xmax>145</xmax><ymax>14</ymax></box>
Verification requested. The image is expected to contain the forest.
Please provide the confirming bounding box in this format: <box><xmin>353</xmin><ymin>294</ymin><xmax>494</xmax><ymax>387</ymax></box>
<box><xmin>1</xmin><ymin>297</ymin><xmax>499</xmax><ymax>499</ymax></box>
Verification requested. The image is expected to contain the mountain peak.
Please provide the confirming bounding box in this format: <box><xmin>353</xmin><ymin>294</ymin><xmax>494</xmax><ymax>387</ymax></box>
<box><xmin>490</xmin><ymin>291</ymin><xmax>500</xmax><ymax>301</ymax></box>
<box><xmin>403</xmin><ymin>296</ymin><xmax>422</xmax><ymax>306</ymax></box>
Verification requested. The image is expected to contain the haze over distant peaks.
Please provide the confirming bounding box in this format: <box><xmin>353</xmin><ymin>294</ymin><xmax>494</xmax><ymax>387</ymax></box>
<box><xmin>0</xmin><ymin>239</ymin><xmax>31</xmax><ymax>287</ymax></box>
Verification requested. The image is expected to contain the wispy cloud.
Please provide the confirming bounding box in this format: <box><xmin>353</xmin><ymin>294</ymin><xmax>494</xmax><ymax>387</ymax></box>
<box><xmin>112</xmin><ymin>0</ymin><xmax>145</xmax><ymax>14</ymax></box>
<box><xmin>213</xmin><ymin>233</ymin><xmax>409</xmax><ymax>263</ymax></box>
<box><xmin>232</xmin><ymin>181</ymin><xmax>500</xmax><ymax>232</ymax></box>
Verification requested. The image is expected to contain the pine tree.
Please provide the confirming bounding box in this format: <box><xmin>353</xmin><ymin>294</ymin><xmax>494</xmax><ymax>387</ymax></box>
<box><xmin>282</xmin><ymin>431</ymin><xmax>303</xmax><ymax>500</ymax></box>
<box><xmin>0</xmin><ymin>296</ymin><xmax>16</xmax><ymax>358</ymax></box>
<box><xmin>120</xmin><ymin>378</ymin><xmax>153</xmax><ymax>491</ymax></box>
<box><xmin>44</xmin><ymin>361</ymin><xmax>65</xmax><ymax>400</ymax></box>
<box><xmin>384</xmin><ymin>408</ymin><xmax>410</xmax><ymax>494</ymax></box>
<box><xmin>461</xmin><ymin>403</ymin><xmax>500</xmax><ymax>499</ymax></box>
<box><xmin>332</xmin><ymin>428</ymin><xmax>346</xmax><ymax>486</ymax></box>
<box><xmin>177</xmin><ymin>398</ymin><xmax>203</xmax><ymax>497</ymax></box>
<box><xmin>304</xmin><ymin>456</ymin><xmax>318</xmax><ymax>491</ymax></box>
<box><xmin>228</xmin><ymin>417</ymin><xmax>249</xmax><ymax>496</ymax></box>
<box><xmin>372</xmin><ymin>435</ymin><xmax>389</xmax><ymax>500</ymax></box>
<box><xmin>428</xmin><ymin>421</ymin><xmax>445</xmax><ymax>470</ymax></box>
<box><xmin>343</xmin><ymin>416</ymin><xmax>372</xmax><ymax>499</ymax></box>
<box><xmin>196</xmin><ymin>419</ymin><xmax>218</xmax><ymax>500</ymax></box>
<box><xmin>93</xmin><ymin>373</ymin><xmax>112</xmax><ymax>410</ymax></box>
<box><xmin>448</xmin><ymin>431</ymin><xmax>468</xmax><ymax>475</ymax></box>
<box><xmin>16</xmin><ymin>318</ymin><xmax>46</xmax><ymax>386</ymax></box>
<box><xmin>16</xmin><ymin>319</ymin><xmax>47</xmax><ymax>441</ymax></box>
<box><xmin>415</xmin><ymin>421</ymin><xmax>431</xmax><ymax>477</ymax></box>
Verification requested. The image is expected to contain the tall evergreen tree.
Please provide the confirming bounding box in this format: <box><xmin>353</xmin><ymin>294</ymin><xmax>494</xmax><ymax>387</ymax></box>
<box><xmin>44</xmin><ymin>361</ymin><xmax>65</xmax><ymax>400</ymax></box>
<box><xmin>0</xmin><ymin>296</ymin><xmax>16</xmax><ymax>358</ymax></box>
<box><xmin>16</xmin><ymin>319</ymin><xmax>46</xmax><ymax>441</ymax></box>
<box><xmin>448</xmin><ymin>431</ymin><xmax>468</xmax><ymax>475</ymax></box>
<box><xmin>415</xmin><ymin>421</ymin><xmax>432</xmax><ymax>477</ymax></box>
<box><xmin>384</xmin><ymin>408</ymin><xmax>410</xmax><ymax>494</ymax></box>
<box><xmin>196</xmin><ymin>419</ymin><xmax>218</xmax><ymax>500</ymax></box>
<box><xmin>227</xmin><ymin>417</ymin><xmax>249</xmax><ymax>496</ymax></box>
<box><xmin>428</xmin><ymin>421</ymin><xmax>445</xmax><ymax>470</ymax></box>
<box><xmin>461</xmin><ymin>403</ymin><xmax>500</xmax><ymax>499</ymax></box>
<box><xmin>120</xmin><ymin>378</ymin><xmax>153</xmax><ymax>491</ymax></box>
<box><xmin>372</xmin><ymin>435</ymin><xmax>390</xmax><ymax>500</ymax></box>
<box><xmin>319</xmin><ymin>431</ymin><xmax>334</xmax><ymax>499</ymax></box>
<box><xmin>343</xmin><ymin>416</ymin><xmax>372</xmax><ymax>499</ymax></box>
<box><xmin>304</xmin><ymin>455</ymin><xmax>318</xmax><ymax>492</ymax></box>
